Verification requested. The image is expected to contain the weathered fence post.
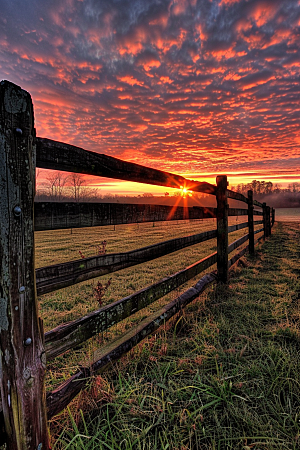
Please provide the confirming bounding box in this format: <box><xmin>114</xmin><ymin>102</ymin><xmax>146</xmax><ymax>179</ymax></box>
<box><xmin>216</xmin><ymin>175</ymin><xmax>228</xmax><ymax>283</ymax></box>
<box><xmin>272</xmin><ymin>208</ymin><xmax>275</xmax><ymax>226</ymax></box>
<box><xmin>248</xmin><ymin>190</ymin><xmax>254</xmax><ymax>255</ymax></box>
<box><xmin>263</xmin><ymin>202</ymin><xmax>267</xmax><ymax>239</ymax></box>
<box><xmin>0</xmin><ymin>81</ymin><xmax>49</xmax><ymax>449</ymax></box>
<box><xmin>267</xmin><ymin>206</ymin><xmax>271</xmax><ymax>236</ymax></box>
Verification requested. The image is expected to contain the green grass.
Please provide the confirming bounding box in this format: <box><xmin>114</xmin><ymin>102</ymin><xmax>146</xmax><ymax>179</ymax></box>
<box><xmin>43</xmin><ymin>221</ymin><xmax>300</xmax><ymax>449</ymax></box>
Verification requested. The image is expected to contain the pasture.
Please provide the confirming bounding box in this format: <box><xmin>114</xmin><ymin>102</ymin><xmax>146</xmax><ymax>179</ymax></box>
<box><xmin>36</xmin><ymin>217</ymin><xmax>247</xmax><ymax>389</ymax></box>
<box><xmin>47</xmin><ymin>221</ymin><xmax>300</xmax><ymax>450</ymax></box>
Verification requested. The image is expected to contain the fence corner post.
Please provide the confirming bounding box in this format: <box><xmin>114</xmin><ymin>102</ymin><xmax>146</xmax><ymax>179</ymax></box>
<box><xmin>0</xmin><ymin>81</ymin><xmax>49</xmax><ymax>449</ymax></box>
<box><xmin>248</xmin><ymin>190</ymin><xmax>254</xmax><ymax>255</ymax></box>
<box><xmin>216</xmin><ymin>175</ymin><xmax>228</xmax><ymax>283</ymax></box>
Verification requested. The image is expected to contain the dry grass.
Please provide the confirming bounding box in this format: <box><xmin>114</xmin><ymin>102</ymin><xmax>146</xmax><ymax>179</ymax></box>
<box><xmin>37</xmin><ymin>218</ymin><xmax>252</xmax><ymax>389</ymax></box>
<box><xmin>44</xmin><ymin>221</ymin><xmax>300</xmax><ymax>449</ymax></box>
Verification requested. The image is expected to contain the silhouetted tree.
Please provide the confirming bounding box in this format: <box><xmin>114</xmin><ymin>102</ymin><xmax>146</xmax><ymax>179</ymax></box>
<box><xmin>68</xmin><ymin>173</ymin><xmax>86</xmax><ymax>202</ymax></box>
<box><xmin>46</xmin><ymin>171</ymin><xmax>68</xmax><ymax>201</ymax></box>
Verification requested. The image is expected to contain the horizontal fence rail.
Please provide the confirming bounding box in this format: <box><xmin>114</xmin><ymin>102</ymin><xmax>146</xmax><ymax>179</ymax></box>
<box><xmin>36</xmin><ymin>138</ymin><xmax>217</xmax><ymax>195</ymax></box>
<box><xmin>34</xmin><ymin>202</ymin><xmax>216</xmax><ymax>231</ymax></box>
<box><xmin>45</xmin><ymin>223</ymin><xmax>265</xmax><ymax>360</ymax></box>
<box><xmin>228</xmin><ymin>207</ymin><xmax>263</xmax><ymax>216</ymax></box>
<box><xmin>36</xmin><ymin>229</ymin><xmax>218</xmax><ymax>295</ymax></box>
<box><xmin>253</xmin><ymin>199</ymin><xmax>264</xmax><ymax>208</ymax></box>
<box><xmin>36</xmin><ymin>219</ymin><xmax>264</xmax><ymax>295</ymax></box>
<box><xmin>46</xmin><ymin>225</ymin><xmax>268</xmax><ymax>419</ymax></box>
<box><xmin>227</xmin><ymin>190</ymin><xmax>248</xmax><ymax>203</ymax></box>
<box><xmin>254</xmin><ymin>227</ymin><xmax>264</xmax><ymax>235</ymax></box>
<box><xmin>228</xmin><ymin>233</ymin><xmax>249</xmax><ymax>254</ymax></box>
<box><xmin>228</xmin><ymin>220</ymin><xmax>263</xmax><ymax>233</ymax></box>
<box><xmin>45</xmin><ymin>252</ymin><xmax>218</xmax><ymax>359</ymax></box>
<box><xmin>46</xmin><ymin>271</ymin><xmax>217</xmax><ymax>419</ymax></box>
<box><xmin>226</xmin><ymin>189</ymin><xmax>264</xmax><ymax>209</ymax></box>
<box><xmin>228</xmin><ymin>221</ymin><xmax>248</xmax><ymax>233</ymax></box>
<box><xmin>34</xmin><ymin>203</ymin><xmax>263</xmax><ymax>231</ymax></box>
<box><xmin>228</xmin><ymin>232</ymin><xmax>265</xmax><ymax>270</ymax></box>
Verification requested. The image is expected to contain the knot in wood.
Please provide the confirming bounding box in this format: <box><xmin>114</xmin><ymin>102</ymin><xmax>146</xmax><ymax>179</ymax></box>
<box><xmin>23</xmin><ymin>367</ymin><xmax>31</xmax><ymax>380</ymax></box>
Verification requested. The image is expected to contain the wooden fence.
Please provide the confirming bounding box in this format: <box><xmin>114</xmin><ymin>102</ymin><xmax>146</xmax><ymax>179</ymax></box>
<box><xmin>0</xmin><ymin>81</ymin><xmax>275</xmax><ymax>449</ymax></box>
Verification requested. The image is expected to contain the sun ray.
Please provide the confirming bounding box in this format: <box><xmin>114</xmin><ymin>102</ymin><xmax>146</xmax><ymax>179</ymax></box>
<box><xmin>166</xmin><ymin>194</ymin><xmax>183</xmax><ymax>221</ymax></box>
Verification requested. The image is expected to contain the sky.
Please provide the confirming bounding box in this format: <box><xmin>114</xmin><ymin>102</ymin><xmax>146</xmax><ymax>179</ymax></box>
<box><xmin>1</xmin><ymin>0</ymin><xmax>300</xmax><ymax>195</ymax></box>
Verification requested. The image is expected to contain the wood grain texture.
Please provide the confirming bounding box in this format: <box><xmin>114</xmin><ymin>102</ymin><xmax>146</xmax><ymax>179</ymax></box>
<box><xmin>0</xmin><ymin>81</ymin><xmax>49</xmax><ymax>449</ymax></box>
<box><xmin>216</xmin><ymin>176</ymin><xmax>228</xmax><ymax>283</ymax></box>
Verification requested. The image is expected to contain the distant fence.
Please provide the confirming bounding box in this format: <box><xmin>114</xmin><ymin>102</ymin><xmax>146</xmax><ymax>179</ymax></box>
<box><xmin>0</xmin><ymin>81</ymin><xmax>274</xmax><ymax>449</ymax></box>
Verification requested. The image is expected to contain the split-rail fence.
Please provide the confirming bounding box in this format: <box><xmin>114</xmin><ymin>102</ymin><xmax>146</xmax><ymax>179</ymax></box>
<box><xmin>0</xmin><ymin>81</ymin><xmax>275</xmax><ymax>449</ymax></box>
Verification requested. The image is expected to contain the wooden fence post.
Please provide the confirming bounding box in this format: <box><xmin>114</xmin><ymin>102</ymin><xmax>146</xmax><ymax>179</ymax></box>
<box><xmin>248</xmin><ymin>190</ymin><xmax>254</xmax><ymax>255</ymax></box>
<box><xmin>267</xmin><ymin>206</ymin><xmax>271</xmax><ymax>236</ymax></box>
<box><xmin>272</xmin><ymin>208</ymin><xmax>275</xmax><ymax>226</ymax></box>
<box><xmin>263</xmin><ymin>202</ymin><xmax>267</xmax><ymax>239</ymax></box>
<box><xmin>0</xmin><ymin>81</ymin><xmax>49</xmax><ymax>449</ymax></box>
<box><xmin>216</xmin><ymin>175</ymin><xmax>228</xmax><ymax>283</ymax></box>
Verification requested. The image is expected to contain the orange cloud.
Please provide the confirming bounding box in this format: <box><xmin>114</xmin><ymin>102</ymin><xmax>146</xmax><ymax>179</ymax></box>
<box><xmin>220</xmin><ymin>0</ymin><xmax>241</xmax><ymax>5</ymax></box>
<box><xmin>1</xmin><ymin>0</ymin><xmax>299</xmax><ymax>193</ymax></box>
<box><xmin>117</xmin><ymin>76</ymin><xmax>144</xmax><ymax>87</ymax></box>
<box><xmin>249</xmin><ymin>2</ymin><xmax>279</xmax><ymax>27</ymax></box>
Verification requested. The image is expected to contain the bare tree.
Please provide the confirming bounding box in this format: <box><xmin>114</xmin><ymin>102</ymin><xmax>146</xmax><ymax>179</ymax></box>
<box><xmin>46</xmin><ymin>171</ymin><xmax>68</xmax><ymax>201</ymax></box>
<box><xmin>81</xmin><ymin>187</ymin><xmax>101</xmax><ymax>202</ymax></box>
<box><xmin>68</xmin><ymin>173</ymin><xmax>86</xmax><ymax>202</ymax></box>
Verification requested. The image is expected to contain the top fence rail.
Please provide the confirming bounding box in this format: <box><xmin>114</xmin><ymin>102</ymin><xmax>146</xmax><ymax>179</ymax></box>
<box><xmin>36</xmin><ymin>138</ymin><xmax>265</xmax><ymax>209</ymax></box>
<box><xmin>36</xmin><ymin>137</ymin><xmax>217</xmax><ymax>195</ymax></box>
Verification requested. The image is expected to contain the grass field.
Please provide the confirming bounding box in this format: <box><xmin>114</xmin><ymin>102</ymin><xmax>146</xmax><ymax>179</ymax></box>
<box><xmin>36</xmin><ymin>217</ymin><xmax>251</xmax><ymax>330</ymax></box>
<box><xmin>36</xmin><ymin>217</ymin><xmax>252</xmax><ymax>391</ymax></box>
<box><xmin>41</xmin><ymin>220</ymin><xmax>300</xmax><ymax>450</ymax></box>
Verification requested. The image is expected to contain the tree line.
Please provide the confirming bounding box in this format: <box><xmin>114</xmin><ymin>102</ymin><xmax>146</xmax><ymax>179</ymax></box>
<box><xmin>36</xmin><ymin>172</ymin><xmax>300</xmax><ymax>203</ymax></box>
<box><xmin>36</xmin><ymin>171</ymin><xmax>184</xmax><ymax>202</ymax></box>
<box><xmin>231</xmin><ymin>180</ymin><xmax>300</xmax><ymax>195</ymax></box>
<box><xmin>36</xmin><ymin>171</ymin><xmax>98</xmax><ymax>202</ymax></box>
